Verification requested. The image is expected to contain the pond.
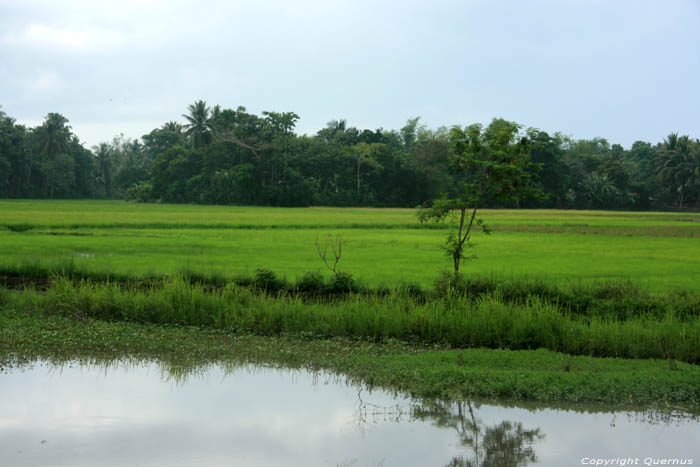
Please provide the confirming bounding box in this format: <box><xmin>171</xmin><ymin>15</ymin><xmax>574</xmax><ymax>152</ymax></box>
<box><xmin>1</xmin><ymin>359</ymin><xmax>698</xmax><ymax>467</ymax></box>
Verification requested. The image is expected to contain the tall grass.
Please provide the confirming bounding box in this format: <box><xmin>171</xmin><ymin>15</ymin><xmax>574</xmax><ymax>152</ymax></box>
<box><xmin>3</xmin><ymin>263</ymin><xmax>699</xmax><ymax>322</ymax></box>
<box><xmin>5</xmin><ymin>277</ymin><xmax>699</xmax><ymax>364</ymax></box>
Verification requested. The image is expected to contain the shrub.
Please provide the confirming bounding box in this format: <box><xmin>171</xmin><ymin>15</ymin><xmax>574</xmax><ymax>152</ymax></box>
<box><xmin>328</xmin><ymin>272</ymin><xmax>355</xmax><ymax>294</ymax></box>
<box><xmin>253</xmin><ymin>268</ymin><xmax>283</xmax><ymax>292</ymax></box>
<box><xmin>295</xmin><ymin>270</ymin><xmax>326</xmax><ymax>295</ymax></box>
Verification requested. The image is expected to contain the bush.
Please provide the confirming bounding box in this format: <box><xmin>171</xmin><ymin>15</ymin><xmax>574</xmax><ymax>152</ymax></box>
<box><xmin>397</xmin><ymin>283</ymin><xmax>427</xmax><ymax>302</ymax></box>
<box><xmin>328</xmin><ymin>272</ymin><xmax>355</xmax><ymax>294</ymax></box>
<box><xmin>253</xmin><ymin>268</ymin><xmax>283</xmax><ymax>292</ymax></box>
<box><xmin>295</xmin><ymin>270</ymin><xmax>326</xmax><ymax>295</ymax></box>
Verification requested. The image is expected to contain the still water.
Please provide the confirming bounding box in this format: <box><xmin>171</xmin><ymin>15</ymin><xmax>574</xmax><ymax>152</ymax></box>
<box><xmin>1</xmin><ymin>359</ymin><xmax>698</xmax><ymax>467</ymax></box>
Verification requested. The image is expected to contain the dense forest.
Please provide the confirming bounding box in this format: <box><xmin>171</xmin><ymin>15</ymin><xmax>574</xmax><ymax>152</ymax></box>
<box><xmin>1</xmin><ymin>102</ymin><xmax>699</xmax><ymax>210</ymax></box>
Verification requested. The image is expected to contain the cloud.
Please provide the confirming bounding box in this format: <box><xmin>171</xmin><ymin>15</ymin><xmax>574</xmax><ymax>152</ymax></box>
<box><xmin>1</xmin><ymin>0</ymin><xmax>699</xmax><ymax>148</ymax></box>
<box><xmin>3</xmin><ymin>23</ymin><xmax>126</xmax><ymax>51</ymax></box>
<box><xmin>30</xmin><ymin>70</ymin><xmax>63</xmax><ymax>91</ymax></box>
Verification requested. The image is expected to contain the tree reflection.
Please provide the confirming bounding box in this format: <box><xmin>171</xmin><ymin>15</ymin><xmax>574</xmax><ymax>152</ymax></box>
<box><xmin>413</xmin><ymin>400</ymin><xmax>544</xmax><ymax>467</ymax></box>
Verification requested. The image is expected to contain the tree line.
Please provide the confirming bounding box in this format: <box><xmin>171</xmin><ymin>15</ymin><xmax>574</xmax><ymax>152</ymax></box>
<box><xmin>1</xmin><ymin>101</ymin><xmax>699</xmax><ymax>210</ymax></box>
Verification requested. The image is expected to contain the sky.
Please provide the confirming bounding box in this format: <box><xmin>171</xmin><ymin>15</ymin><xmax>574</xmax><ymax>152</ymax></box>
<box><xmin>1</xmin><ymin>0</ymin><xmax>699</xmax><ymax>149</ymax></box>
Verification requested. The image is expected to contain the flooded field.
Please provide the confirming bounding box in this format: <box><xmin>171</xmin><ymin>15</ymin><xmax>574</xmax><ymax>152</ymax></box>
<box><xmin>1</xmin><ymin>359</ymin><xmax>698</xmax><ymax>466</ymax></box>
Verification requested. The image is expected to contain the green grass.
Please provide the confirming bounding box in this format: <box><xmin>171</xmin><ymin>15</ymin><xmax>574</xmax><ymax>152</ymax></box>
<box><xmin>2</xmin><ymin>306</ymin><xmax>699</xmax><ymax>408</ymax></box>
<box><xmin>2</xmin><ymin>227</ymin><xmax>699</xmax><ymax>291</ymax></box>
<box><xmin>2</xmin><ymin>199</ymin><xmax>699</xmax><ymax>230</ymax></box>
<box><xmin>1</xmin><ymin>200</ymin><xmax>700</xmax><ymax>291</ymax></box>
<box><xmin>4</xmin><ymin>200</ymin><xmax>700</xmax><ymax>407</ymax></box>
<box><xmin>3</xmin><ymin>277</ymin><xmax>699</xmax><ymax>363</ymax></box>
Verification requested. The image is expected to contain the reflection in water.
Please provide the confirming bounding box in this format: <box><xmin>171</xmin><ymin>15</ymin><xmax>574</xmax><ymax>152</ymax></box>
<box><xmin>413</xmin><ymin>401</ymin><xmax>544</xmax><ymax>467</ymax></box>
<box><xmin>1</xmin><ymin>357</ymin><xmax>699</xmax><ymax>467</ymax></box>
<box><xmin>352</xmin><ymin>387</ymin><xmax>410</xmax><ymax>435</ymax></box>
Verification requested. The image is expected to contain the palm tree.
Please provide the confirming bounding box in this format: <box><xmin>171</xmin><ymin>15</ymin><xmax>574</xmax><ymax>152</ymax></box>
<box><xmin>34</xmin><ymin>113</ymin><xmax>73</xmax><ymax>196</ymax></box>
<box><xmin>581</xmin><ymin>172</ymin><xmax>621</xmax><ymax>209</ymax></box>
<box><xmin>656</xmin><ymin>133</ymin><xmax>699</xmax><ymax>209</ymax></box>
<box><xmin>163</xmin><ymin>121</ymin><xmax>183</xmax><ymax>133</ymax></box>
<box><xmin>182</xmin><ymin>100</ymin><xmax>212</xmax><ymax>149</ymax></box>
<box><xmin>93</xmin><ymin>143</ymin><xmax>114</xmax><ymax>198</ymax></box>
<box><xmin>36</xmin><ymin>113</ymin><xmax>71</xmax><ymax>157</ymax></box>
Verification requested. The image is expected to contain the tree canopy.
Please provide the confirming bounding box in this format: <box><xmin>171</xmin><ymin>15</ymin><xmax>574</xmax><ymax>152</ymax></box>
<box><xmin>1</xmin><ymin>102</ymin><xmax>699</xmax><ymax>211</ymax></box>
<box><xmin>418</xmin><ymin>120</ymin><xmax>542</xmax><ymax>274</ymax></box>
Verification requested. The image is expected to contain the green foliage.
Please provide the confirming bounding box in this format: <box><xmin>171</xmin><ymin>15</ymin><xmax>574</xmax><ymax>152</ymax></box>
<box><xmin>328</xmin><ymin>271</ymin><xmax>355</xmax><ymax>294</ymax></box>
<box><xmin>295</xmin><ymin>270</ymin><xmax>326</xmax><ymax>294</ymax></box>
<box><xmin>4</xmin><ymin>277</ymin><xmax>700</xmax><ymax>365</ymax></box>
<box><xmin>124</xmin><ymin>182</ymin><xmax>152</xmax><ymax>202</ymax></box>
<box><xmin>182</xmin><ymin>100</ymin><xmax>213</xmax><ymax>149</ymax></box>
<box><xmin>93</xmin><ymin>143</ymin><xmax>114</xmax><ymax>198</ymax></box>
<box><xmin>40</xmin><ymin>153</ymin><xmax>77</xmax><ymax>198</ymax></box>
<box><xmin>4</xmin><ymin>307</ymin><xmax>700</xmax><ymax>406</ymax></box>
<box><xmin>2</xmin><ymin>104</ymin><xmax>700</xmax><ymax>210</ymax></box>
<box><xmin>253</xmin><ymin>268</ymin><xmax>282</xmax><ymax>292</ymax></box>
<box><xmin>656</xmin><ymin>133</ymin><xmax>700</xmax><ymax>209</ymax></box>
<box><xmin>419</xmin><ymin>119</ymin><xmax>540</xmax><ymax>273</ymax></box>
<box><xmin>150</xmin><ymin>146</ymin><xmax>201</xmax><ymax>202</ymax></box>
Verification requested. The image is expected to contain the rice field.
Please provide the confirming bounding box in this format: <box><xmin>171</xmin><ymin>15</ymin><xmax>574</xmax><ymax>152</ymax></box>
<box><xmin>1</xmin><ymin>200</ymin><xmax>700</xmax><ymax>292</ymax></box>
<box><xmin>0</xmin><ymin>200</ymin><xmax>700</xmax><ymax>293</ymax></box>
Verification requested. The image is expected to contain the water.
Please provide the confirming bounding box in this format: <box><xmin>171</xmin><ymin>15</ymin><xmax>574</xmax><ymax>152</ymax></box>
<box><xmin>1</xmin><ymin>360</ymin><xmax>698</xmax><ymax>467</ymax></box>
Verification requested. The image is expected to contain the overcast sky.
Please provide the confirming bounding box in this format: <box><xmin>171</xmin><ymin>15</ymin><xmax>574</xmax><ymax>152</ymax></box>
<box><xmin>1</xmin><ymin>0</ymin><xmax>699</xmax><ymax>148</ymax></box>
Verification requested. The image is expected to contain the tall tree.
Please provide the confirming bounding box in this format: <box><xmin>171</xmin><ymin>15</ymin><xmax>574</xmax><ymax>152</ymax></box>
<box><xmin>656</xmin><ymin>133</ymin><xmax>699</xmax><ymax>209</ymax></box>
<box><xmin>405</xmin><ymin>135</ymin><xmax>450</xmax><ymax>205</ymax></box>
<box><xmin>143</xmin><ymin>121</ymin><xmax>185</xmax><ymax>157</ymax></box>
<box><xmin>40</xmin><ymin>154</ymin><xmax>76</xmax><ymax>198</ymax></box>
<box><xmin>35</xmin><ymin>113</ymin><xmax>71</xmax><ymax>158</ymax></box>
<box><xmin>400</xmin><ymin>116</ymin><xmax>425</xmax><ymax>151</ymax></box>
<box><xmin>351</xmin><ymin>142</ymin><xmax>384</xmax><ymax>193</ymax></box>
<box><xmin>93</xmin><ymin>143</ymin><xmax>114</xmax><ymax>198</ymax></box>
<box><xmin>33</xmin><ymin>113</ymin><xmax>74</xmax><ymax>197</ymax></box>
<box><xmin>525</xmin><ymin>131</ymin><xmax>568</xmax><ymax>208</ymax></box>
<box><xmin>0</xmin><ymin>107</ymin><xmax>24</xmax><ymax>197</ymax></box>
<box><xmin>182</xmin><ymin>100</ymin><xmax>213</xmax><ymax>149</ymax></box>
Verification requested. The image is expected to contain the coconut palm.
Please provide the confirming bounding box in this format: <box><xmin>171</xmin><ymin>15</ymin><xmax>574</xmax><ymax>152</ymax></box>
<box><xmin>93</xmin><ymin>143</ymin><xmax>114</xmax><ymax>198</ymax></box>
<box><xmin>656</xmin><ymin>133</ymin><xmax>699</xmax><ymax>209</ymax></box>
<box><xmin>163</xmin><ymin>121</ymin><xmax>183</xmax><ymax>133</ymax></box>
<box><xmin>182</xmin><ymin>100</ymin><xmax>213</xmax><ymax>149</ymax></box>
<box><xmin>35</xmin><ymin>113</ymin><xmax>71</xmax><ymax>157</ymax></box>
<box><xmin>33</xmin><ymin>113</ymin><xmax>73</xmax><ymax>196</ymax></box>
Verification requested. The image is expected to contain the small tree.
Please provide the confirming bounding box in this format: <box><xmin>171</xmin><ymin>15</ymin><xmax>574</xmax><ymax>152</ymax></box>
<box><xmin>314</xmin><ymin>233</ymin><xmax>344</xmax><ymax>276</ymax></box>
<box><xmin>419</xmin><ymin>119</ymin><xmax>541</xmax><ymax>275</ymax></box>
<box><xmin>314</xmin><ymin>233</ymin><xmax>355</xmax><ymax>293</ymax></box>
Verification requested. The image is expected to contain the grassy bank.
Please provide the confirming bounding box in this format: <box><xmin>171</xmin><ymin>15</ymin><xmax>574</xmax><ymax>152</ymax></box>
<box><xmin>2</xmin><ymin>306</ymin><xmax>699</xmax><ymax>408</ymax></box>
<box><xmin>3</xmin><ymin>277</ymin><xmax>700</xmax><ymax>363</ymax></box>
<box><xmin>3</xmin><ymin>266</ymin><xmax>700</xmax><ymax>322</ymax></box>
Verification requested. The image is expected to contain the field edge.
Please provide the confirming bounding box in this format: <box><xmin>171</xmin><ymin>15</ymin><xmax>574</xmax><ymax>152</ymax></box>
<box><xmin>2</xmin><ymin>307</ymin><xmax>699</xmax><ymax>410</ymax></box>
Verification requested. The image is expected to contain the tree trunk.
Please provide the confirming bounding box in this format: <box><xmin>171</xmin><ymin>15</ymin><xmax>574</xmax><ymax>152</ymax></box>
<box><xmin>453</xmin><ymin>208</ymin><xmax>467</xmax><ymax>275</ymax></box>
<box><xmin>454</xmin><ymin>206</ymin><xmax>479</xmax><ymax>275</ymax></box>
<box><xmin>25</xmin><ymin>160</ymin><xmax>33</xmax><ymax>192</ymax></box>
